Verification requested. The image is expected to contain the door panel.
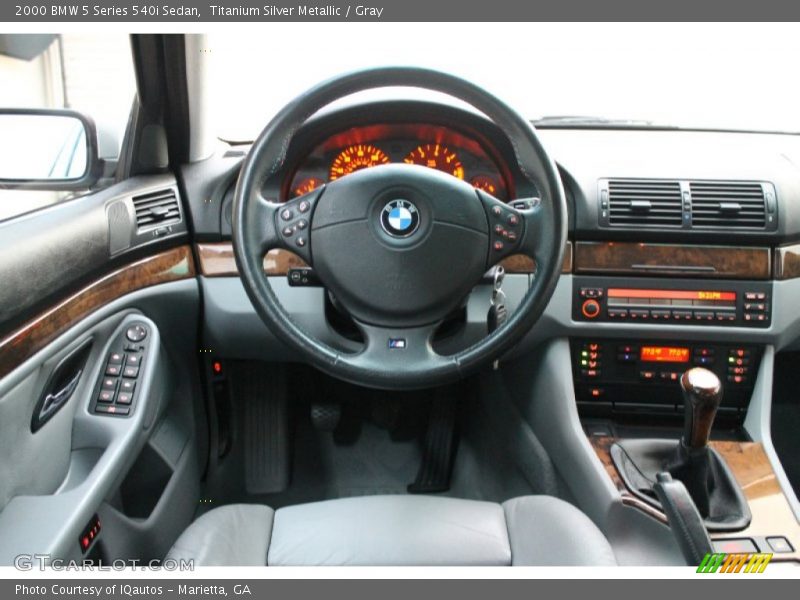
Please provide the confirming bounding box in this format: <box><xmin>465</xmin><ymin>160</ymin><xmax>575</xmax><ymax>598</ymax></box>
<box><xmin>0</xmin><ymin>173</ymin><xmax>203</xmax><ymax>564</ymax></box>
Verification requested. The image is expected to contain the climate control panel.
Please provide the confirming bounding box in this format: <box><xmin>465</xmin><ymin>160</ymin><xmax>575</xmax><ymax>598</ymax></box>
<box><xmin>571</xmin><ymin>338</ymin><xmax>762</xmax><ymax>418</ymax></box>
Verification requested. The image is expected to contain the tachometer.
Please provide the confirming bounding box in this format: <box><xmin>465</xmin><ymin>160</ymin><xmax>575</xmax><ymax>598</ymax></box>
<box><xmin>293</xmin><ymin>177</ymin><xmax>324</xmax><ymax>197</ymax></box>
<box><xmin>329</xmin><ymin>144</ymin><xmax>390</xmax><ymax>181</ymax></box>
<box><xmin>404</xmin><ymin>144</ymin><xmax>464</xmax><ymax>180</ymax></box>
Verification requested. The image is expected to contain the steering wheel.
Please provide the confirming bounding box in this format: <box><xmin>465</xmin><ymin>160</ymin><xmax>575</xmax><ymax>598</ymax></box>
<box><xmin>232</xmin><ymin>67</ymin><xmax>567</xmax><ymax>390</ymax></box>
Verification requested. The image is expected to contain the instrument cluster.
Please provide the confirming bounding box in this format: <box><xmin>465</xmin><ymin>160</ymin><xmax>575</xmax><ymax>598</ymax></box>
<box><xmin>285</xmin><ymin>123</ymin><xmax>510</xmax><ymax>201</ymax></box>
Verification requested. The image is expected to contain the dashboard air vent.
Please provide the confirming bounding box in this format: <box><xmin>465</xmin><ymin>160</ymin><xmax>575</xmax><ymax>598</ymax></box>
<box><xmin>132</xmin><ymin>188</ymin><xmax>181</xmax><ymax>229</ymax></box>
<box><xmin>689</xmin><ymin>181</ymin><xmax>766</xmax><ymax>229</ymax></box>
<box><xmin>606</xmin><ymin>179</ymin><xmax>682</xmax><ymax>227</ymax></box>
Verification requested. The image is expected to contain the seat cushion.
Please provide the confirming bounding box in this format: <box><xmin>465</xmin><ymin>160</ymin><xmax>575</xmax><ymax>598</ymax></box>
<box><xmin>269</xmin><ymin>495</ymin><xmax>511</xmax><ymax>566</ymax></box>
<box><xmin>503</xmin><ymin>496</ymin><xmax>617</xmax><ymax>566</ymax></box>
<box><xmin>166</xmin><ymin>495</ymin><xmax>616</xmax><ymax>566</ymax></box>
<box><xmin>166</xmin><ymin>504</ymin><xmax>274</xmax><ymax>566</ymax></box>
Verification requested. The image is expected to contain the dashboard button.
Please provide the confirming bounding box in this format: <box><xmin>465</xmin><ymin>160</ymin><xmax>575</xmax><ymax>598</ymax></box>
<box><xmin>108</xmin><ymin>352</ymin><xmax>123</xmax><ymax>365</ymax></box>
<box><xmin>650</xmin><ymin>309</ymin><xmax>671</xmax><ymax>320</ymax></box>
<box><xmin>607</xmin><ymin>308</ymin><xmax>628</xmax><ymax>319</ymax></box>
<box><xmin>629</xmin><ymin>309</ymin><xmax>649</xmax><ymax>319</ymax></box>
<box><xmin>101</xmin><ymin>378</ymin><xmax>117</xmax><ymax>391</ymax></box>
<box><xmin>117</xmin><ymin>392</ymin><xmax>133</xmax><ymax>405</ymax></box>
<box><xmin>122</xmin><ymin>366</ymin><xmax>139</xmax><ymax>379</ymax></box>
<box><xmin>672</xmin><ymin>310</ymin><xmax>692</xmax><ymax>320</ymax></box>
<box><xmin>120</xmin><ymin>380</ymin><xmax>136</xmax><ymax>394</ymax></box>
<box><xmin>125</xmin><ymin>354</ymin><xmax>142</xmax><ymax>367</ymax></box>
<box><xmin>581</xmin><ymin>299</ymin><xmax>600</xmax><ymax>319</ymax></box>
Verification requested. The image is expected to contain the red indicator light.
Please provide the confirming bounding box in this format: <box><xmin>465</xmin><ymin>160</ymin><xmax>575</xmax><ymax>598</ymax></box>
<box><xmin>213</xmin><ymin>361</ymin><xmax>222</xmax><ymax>374</ymax></box>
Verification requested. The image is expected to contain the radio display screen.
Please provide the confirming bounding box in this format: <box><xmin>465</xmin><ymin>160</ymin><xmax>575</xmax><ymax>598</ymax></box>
<box><xmin>607</xmin><ymin>289</ymin><xmax>736</xmax><ymax>303</ymax></box>
<box><xmin>640</xmin><ymin>346</ymin><xmax>690</xmax><ymax>363</ymax></box>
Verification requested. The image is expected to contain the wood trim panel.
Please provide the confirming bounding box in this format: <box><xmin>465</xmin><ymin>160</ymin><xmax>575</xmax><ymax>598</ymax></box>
<box><xmin>196</xmin><ymin>241</ymin><xmax>573</xmax><ymax>277</ymax></box>
<box><xmin>590</xmin><ymin>435</ymin><xmax>800</xmax><ymax>561</ymax></box>
<box><xmin>774</xmin><ymin>243</ymin><xmax>800</xmax><ymax>280</ymax></box>
<box><xmin>0</xmin><ymin>246</ymin><xmax>195</xmax><ymax>380</ymax></box>
<box><xmin>574</xmin><ymin>242</ymin><xmax>771</xmax><ymax>280</ymax></box>
<box><xmin>196</xmin><ymin>243</ymin><xmax>308</xmax><ymax>277</ymax></box>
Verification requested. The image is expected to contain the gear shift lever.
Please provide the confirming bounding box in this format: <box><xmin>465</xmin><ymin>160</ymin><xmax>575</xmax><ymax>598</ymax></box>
<box><xmin>610</xmin><ymin>365</ymin><xmax>751</xmax><ymax>531</ymax></box>
<box><xmin>670</xmin><ymin>367</ymin><xmax>722</xmax><ymax>516</ymax></box>
<box><xmin>680</xmin><ymin>367</ymin><xmax>723</xmax><ymax>450</ymax></box>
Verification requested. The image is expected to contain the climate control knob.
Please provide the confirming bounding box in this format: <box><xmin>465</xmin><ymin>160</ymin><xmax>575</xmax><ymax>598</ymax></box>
<box><xmin>581</xmin><ymin>299</ymin><xmax>601</xmax><ymax>319</ymax></box>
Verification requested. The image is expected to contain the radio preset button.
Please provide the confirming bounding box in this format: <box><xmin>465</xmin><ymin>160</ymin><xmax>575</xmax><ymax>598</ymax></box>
<box><xmin>629</xmin><ymin>309</ymin><xmax>649</xmax><ymax>319</ymax></box>
<box><xmin>607</xmin><ymin>308</ymin><xmax>627</xmax><ymax>319</ymax></box>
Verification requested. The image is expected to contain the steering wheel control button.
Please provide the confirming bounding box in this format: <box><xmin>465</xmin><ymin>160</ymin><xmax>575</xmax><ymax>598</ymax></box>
<box><xmin>280</xmin><ymin>208</ymin><xmax>293</xmax><ymax>221</ymax></box>
<box><xmin>296</xmin><ymin>219</ymin><xmax>308</xmax><ymax>230</ymax></box>
<box><xmin>493</xmin><ymin>241</ymin><xmax>505</xmax><ymax>252</ymax></box>
<box><xmin>491</xmin><ymin>206</ymin><xmax>503</xmax><ymax>217</ymax></box>
<box><xmin>581</xmin><ymin>299</ymin><xmax>601</xmax><ymax>319</ymax></box>
<box><xmin>125</xmin><ymin>324</ymin><xmax>147</xmax><ymax>342</ymax></box>
<box><xmin>287</xmin><ymin>268</ymin><xmax>320</xmax><ymax>287</ymax></box>
<box><xmin>282</xmin><ymin>226</ymin><xmax>294</xmax><ymax>237</ymax></box>
<box><xmin>298</xmin><ymin>200</ymin><xmax>310</xmax><ymax>213</ymax></box>
<box><xmin>380</xmin><ymin>199</ymin><xmax>420</xmax><ymax>237</ymax></box>
<box><xmin>296</xmin><ymin>237</ymin><xmax>306</xmax><ymax>247</ymax></box>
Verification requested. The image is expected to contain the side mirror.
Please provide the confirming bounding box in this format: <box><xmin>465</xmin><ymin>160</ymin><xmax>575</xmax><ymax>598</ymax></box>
<box><xmin>0</xmin><ymin>108</ymin><xmax>101</xmax><ymax>191</ymax></box>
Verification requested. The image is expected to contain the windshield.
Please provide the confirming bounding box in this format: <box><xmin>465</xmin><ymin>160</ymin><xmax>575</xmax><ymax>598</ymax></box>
<box><xmin>208</xmin><ymin>23</ymin><xmax>800</xmax><ymax>141</ymax></box>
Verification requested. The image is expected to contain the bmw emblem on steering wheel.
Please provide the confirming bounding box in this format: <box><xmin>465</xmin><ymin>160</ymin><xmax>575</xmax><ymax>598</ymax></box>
<box><xmin>380</xmin><ymin>199</ymin><xmax>420</xmax><ymax>237</ymax></box>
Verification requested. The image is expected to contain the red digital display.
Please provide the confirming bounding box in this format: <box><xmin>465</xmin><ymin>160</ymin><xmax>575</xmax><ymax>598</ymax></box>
<box><xmin>608</xmin><ymin>289</ymin><xmax>736</xmax><ymax>302</ymax></box>
<box><xmin>640</xmin><ymin>346</ymin><xmax>690</xmax><ymax>363</ymax></box>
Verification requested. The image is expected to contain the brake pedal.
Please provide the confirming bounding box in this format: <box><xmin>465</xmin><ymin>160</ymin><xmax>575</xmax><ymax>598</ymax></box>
<box><xmin>311</xmin><ymin>402</ymin><xmax>342</xmax><ymax>432</ymax></box>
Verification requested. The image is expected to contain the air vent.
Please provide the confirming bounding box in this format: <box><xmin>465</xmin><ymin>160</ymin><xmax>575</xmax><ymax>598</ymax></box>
<box><xmin>689</xmin><ymin>182</ymin><xmax>766</xmax><ymax>229</ymax></box>
<box><xmin>132</xmin><ymin>188</ymin><xmax>181</xmax><ymax>229</ymax></box>
<box><xmin>606</xmin><ymin>179</ymin><xmax>682</xmax><ymax>227</ymax></box>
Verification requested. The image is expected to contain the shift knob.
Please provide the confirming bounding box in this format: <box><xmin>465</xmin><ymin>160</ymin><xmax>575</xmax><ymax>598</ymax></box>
<box><xmin>680</xmin><ymin>367</ymin><xmax>722</xmax><ymax>449</ymax></box>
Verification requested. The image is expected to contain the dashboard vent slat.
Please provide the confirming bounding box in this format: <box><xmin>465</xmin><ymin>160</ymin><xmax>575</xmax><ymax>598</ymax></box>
<box><xmin>132</xmin><ymin>188</ymin><xmax>182</xmax><ymax>229</ymax></box>
<box><xmin>607</xmin><ymin>179</ymin><xmax>682</xmax><ymax>227</ymax></box>
<box><xmin>689</xmin><ymin>181</ymin><xmax>766</xmax><ymax>229</ymax></box>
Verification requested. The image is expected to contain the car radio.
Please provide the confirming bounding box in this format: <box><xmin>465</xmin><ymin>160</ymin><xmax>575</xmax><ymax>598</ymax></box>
<box><xmin>570</xmin><ymin>338</ymin><xmax>762</xmax><ymax>418</ymax></box>
<box><xmin>572</xmin><ymin>276</ymin><xmax>771</xmax><ymax>328</ymax></box>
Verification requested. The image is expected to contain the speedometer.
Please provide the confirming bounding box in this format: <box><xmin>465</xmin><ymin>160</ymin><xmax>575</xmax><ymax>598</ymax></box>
<box><xmin>404</xmin><ymin>144</ymin><xmax>464</xmax><ymax>180</ymax></box>
<box><xmin>329</xmin><ymin>144</ymin><xmax>390</xmax><ymax>181</ymax></box>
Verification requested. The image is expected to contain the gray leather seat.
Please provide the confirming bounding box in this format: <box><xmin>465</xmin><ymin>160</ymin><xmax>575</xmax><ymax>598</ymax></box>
<box><xmin>166</xmin><ymin>495</ymin><xmax>616</xmax><ymax>566</ymax></box>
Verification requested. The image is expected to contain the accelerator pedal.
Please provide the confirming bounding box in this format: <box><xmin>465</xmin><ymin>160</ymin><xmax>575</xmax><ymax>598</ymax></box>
<box><xmin>408</xmin><ymin>394</ymin><xmax>459</xmax><ymax>494</ymax></box>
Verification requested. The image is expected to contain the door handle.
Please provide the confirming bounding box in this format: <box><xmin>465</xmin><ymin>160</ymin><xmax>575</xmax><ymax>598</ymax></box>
<box><xmin>41</xmin><ymin>370</ymin><xmax>82</xmax><ymax>414</ymax></box>
<box><xmin>31</xmin><ymin>339</ymin><xmax>93</xmax><ymax>432</ymax></box>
